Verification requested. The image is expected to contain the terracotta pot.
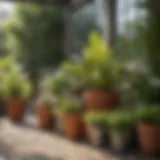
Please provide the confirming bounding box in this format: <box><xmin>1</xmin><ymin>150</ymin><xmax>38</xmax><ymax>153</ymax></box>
<box><xmin>63</xmin><ymin>114</ymin><xmax>85</xmax><ymax>140</ymax></box>
<box><xmin>83</xmin><ymin>90</ymin><xmax>119</xmax><ymax>111</ymax></box>
<box><xmin>7</xmin><ymin>98</ymin><xmax>26</xmax><ymax>121</ymax></box>
<box><xmin>36</xmin><ymin>105</ymin><xmax>54</xmax><ymax>129</ymax></box>
<box><xmin>137</xmin><ymin>123</ymin><xmax>160</xmax><ymax>154</ymax></box>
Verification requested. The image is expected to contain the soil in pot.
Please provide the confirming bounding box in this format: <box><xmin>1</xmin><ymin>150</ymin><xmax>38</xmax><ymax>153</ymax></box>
<box><xmin>86</xmin><ymin>125</ymin><xmax>109</xmax><ymax>147</ymax></box>
<box><xmin>7</xmin><ymin>97</ymin><xmax>26</xmax><ymax>122</ymax></box>
<box><xmin>137</xmin><ymin>123</ymin><xmax>160</xmax><ymax>155</ymax></box>
<box><xmin>83</xmin><ymin>90</ymin><xmax>119</xmax><ymax>111</ymax></box>
<box><xmin>63</xmin><ymin>114</ymin><xmax>85</xmax><ymax>140</ymax></box>
<box><xmin>36</xmin><ymin>105</ymin><xmax>55</xmax><ymax>130</ymax></box>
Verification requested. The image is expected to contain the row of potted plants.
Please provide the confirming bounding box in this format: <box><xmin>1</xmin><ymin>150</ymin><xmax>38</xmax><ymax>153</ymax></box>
<box><xmin>33</xmin><ymin>96</ymin><xmax>160</xmax><ymax>155</ymax></box>
<box><xmin>2</xmin><ymin>72</ymin><xmax>159</xmax><ymax>155</ymax></box>
<box><xmin>37</xmin><ymin>31</ymin><xmax>160</xmax><ymax>155</ymax></box>
<box><xmin>85</xmin><ymin>106</ymin><xmax>160</xmax><ymax>154</ymax></box>
<box><xmin>43</xmin><ymin>31</ymin><xmax>124</xmax><ymax>112</ymax></box>
<box><xmin>1</xmin><ymin>31</ymin><xmax>159</xmax><ymax>157</ymax></box>
<box><xmin>3</xmin><ymin>80</ymin><xmax>160</xmax><ymax>155</ymax></box>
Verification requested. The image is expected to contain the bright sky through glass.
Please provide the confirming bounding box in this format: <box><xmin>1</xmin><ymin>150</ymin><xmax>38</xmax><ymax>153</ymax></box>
<box><xmin>0</xmin><ymin>2</ymin><xmax>14</xmax><ymax>11</ymax></box>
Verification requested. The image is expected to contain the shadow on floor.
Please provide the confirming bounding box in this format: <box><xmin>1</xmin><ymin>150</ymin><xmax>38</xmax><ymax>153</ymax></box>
<box><xmin>17</xmin><ymin>154</ymin><xmax>63</xmax><ymax>160</ymax></box>
<box><xmin>0</xmin><ymin>141</ymin><xmax>16</xmax><ymax>160</ymax></box>
<box><xmin>0</xmin><ymin>142</ymin><xmax>64</xmax><ymax>160</ymax></box>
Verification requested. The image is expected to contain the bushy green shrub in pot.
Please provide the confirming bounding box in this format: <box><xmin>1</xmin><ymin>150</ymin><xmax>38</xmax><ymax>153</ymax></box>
<box><xmin>136</xmin><ymin>106</ymin><xmax>160</xmax><ymax>154</ymax></box>
<box><xmin>59</xmin><ymin>98</ymin><xmax>85</xmax><ymax>140</ymax></box>
<box><xmin>35</xmin><ymin>93</ymin><xmax>55</xmax><ymax>129</ymax></box>
<box><xmin>82</xmin><ymin>31</ymin><xmax>123</xmax><ymax>110</ymax></box>
<box><xmin>84</xmin><ymin>111</ymin><xmax>109</xmax><ymax>147</ymax></box>
<box><xmin>3</xmin><ymin>70</ymin><xmax>31</xmax><ymax>122</ymax></box>
<box><xmin>106</xmin><ymin>109</ymin><xmax>136</xmax><ymax>152</ymax></box>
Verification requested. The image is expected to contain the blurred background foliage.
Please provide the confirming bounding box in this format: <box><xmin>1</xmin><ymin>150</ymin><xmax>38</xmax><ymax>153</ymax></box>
<box><xmin>3</xmin><ymin>4</ymin><xmax>64</xmax><ymax>74</ymax></box>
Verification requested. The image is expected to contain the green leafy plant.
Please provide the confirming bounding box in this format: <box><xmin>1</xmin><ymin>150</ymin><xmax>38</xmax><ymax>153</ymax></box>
<box><xmin>84</xmin><ymin>112</ymin><xmax>107</xmax><ymax>127</ymax></box>
<box><xmin>3</xmin><ymin>70</ymin><xmax>31</xmax><ymax>98</ymax></box>
<box><xmin>43</xmin><ymin>71</ymin><xmax>71</xmax><ymax>97</ymax></box>
<box><xmin>82</xmin><ymin>31</ymin><xmax>123</xmax><ymax>90</ymax></box>
<box><xmin>58</xmin><ymin>98</ymin><xmax>82</xmax><ymax>114</ymax></box>
<box><xmin>36</xmin><ymin>93</ymin><xmax>56</xmax><ymax>108</ymax></box>
<box><xmin>4</xmin><ymin>5</ymin><xmax>64</xmax><ymax>73</ymax></box>
<box><xmin>136</xmin><ymin>106</ymin><xmax>160</xmax><ymax>125</ymax></box>
<box><xmin>106</xmin><ymin>110</ymin><xmax>136</xmax><ymax>132</ymax></box>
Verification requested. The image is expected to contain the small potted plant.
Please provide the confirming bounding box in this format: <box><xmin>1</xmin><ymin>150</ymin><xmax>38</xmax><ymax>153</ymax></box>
<box><xmin>35</xmin><ymin>93</ymin><xmax>55</xmax><ymax>129</ymax></box>
<box><xmin>106</xmin><ymin>110</ymin><xmax>136</xmax><ymax>152</ymax></box>
<box><xmin>84</xmin><ymin>111</ymin><xmax>109</xmax><ymax>147</ymax></box>
<box><xmin>59</xmin><ymin>98</ymin><xmax>85</xmax><ymax>140</ymax></box>
<box><xmin>82</xmin><ymin>31</ymin><xmax>122</xmax><ymax>110</ymax></box>
<box><xmin>43</xmin><ymin>73</ymin><xmax>71</xmax><ymax>133</ymax></box>
<box><xmin>3</xmin><ymin>70</ymin><xmax>31</xmax><ymax>122</ymax></box>
<box><xmin>136</xmin><ymin>106</ymin><xmax>160</xmax><ymax>154</ymax></box>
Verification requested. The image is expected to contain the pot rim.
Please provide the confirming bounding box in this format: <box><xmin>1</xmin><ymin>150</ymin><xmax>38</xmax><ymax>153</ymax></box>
<box><xmin>138</xmin><ymin>122</ymin><xmax>160</xmax><ymax>128</ymax></box>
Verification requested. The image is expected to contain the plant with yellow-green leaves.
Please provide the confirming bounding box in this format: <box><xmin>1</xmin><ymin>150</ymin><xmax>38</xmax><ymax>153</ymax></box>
<box><xmin>3</xmin><ymin>70</ymin><xmax>32</xmax><ymax>99</ymax></box>
<box><xmin>82</xmin><ymin>31</ymin><xmax>123</xmax><ymax>90</ymax></box>
<box><xmin>43</xmin><ymin>31</ymin><xmax>124</xmax><ymax>99</ymax></box>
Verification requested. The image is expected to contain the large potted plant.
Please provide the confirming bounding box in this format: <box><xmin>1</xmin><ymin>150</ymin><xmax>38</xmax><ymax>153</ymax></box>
<box><xmin>3</xmin><ymin>70</ymin><xmax>31</xmax><ymax>122</ymax></box>
<box><xmin>106</xmin><ymin>109</ymin><xmax>136</xmax><ymax>152</ymax></box>
<box><xmin>84</xmin><ymin>111</ymin><xmax>109</xmax><ymax>147</ymax></box>
<box><xmin>35</xmin><ymin>93</ymin><xmax>55</xmax><ymax>130</ymax></box>
<box><xmin>59</xmin><ymin>98</ymin><xmax>85</xmax><ymax>140</ymax></box>
<box><xmin>136</xmin><ymin>106</ymin><xmax>160</xmax><ymax>154</ymax></box>
<box><xmin>82</xmin><ymin>32</ymin><xmax>122</xmax><ymax>110</ymax></box>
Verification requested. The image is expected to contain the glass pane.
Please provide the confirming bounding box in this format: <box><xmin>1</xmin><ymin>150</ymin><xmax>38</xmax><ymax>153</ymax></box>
<box><xmin>71</xmin><ymin>1</ymin><xmax>99</xmax><ymax>54</ymax></box>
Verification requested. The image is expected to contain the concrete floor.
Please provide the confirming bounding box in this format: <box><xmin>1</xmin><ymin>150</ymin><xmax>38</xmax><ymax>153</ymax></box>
<box><xmin>0</xmin><ymin>115</ymin><xmax>116</xmax><ymax>160</ymax></box>
<box><xmin>0</xmin><ymin>115</ymin><xmax>158</xmax><ymax>160</ymax></box>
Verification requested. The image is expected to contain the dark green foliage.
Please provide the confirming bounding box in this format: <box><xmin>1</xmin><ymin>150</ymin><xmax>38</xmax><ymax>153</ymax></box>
<box><xmin>0</xmin><ymin>29</ymin><xmax>6</xmax><ymax>56</ymax></box>
<box><xmin>136</xmin><ymin>105</ymin><xmax>160</xmax><ymax>124</ymax></box>
<box><xmin>106</xmin><ymin>110</ymin><xmax>137</xmax><ymax>131</ymax></box>
<box><xmin>58</xmin><ymin>98</ymin><xmax>82</xmax><ymax>114</ymax></box>
<box><xmin>142</xmin><ymin>0</ymin><xmax>160</xmax><ymax>77</ymax></box>
<box><xmin>4</xmin><ymin>4</ymin><xmax>64</xmax><ymax>73</ymax></box>
<box><xmin>84</xmin><ymin>112</ymin><xmax>107</xmax><ymax>127</ymax></box>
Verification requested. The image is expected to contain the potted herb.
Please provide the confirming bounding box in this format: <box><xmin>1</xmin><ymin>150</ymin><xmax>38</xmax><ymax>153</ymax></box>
<box><xmin>136</xmin><ymin>106</ymin><xmax>160</xmax><ymax>154</ymax></box>
<box><xmin>43</xmin><ymin>73</ymin><xmax>71</xmax><ymax>132</ymax></box>
<box><xmin>44</xmin><ymin>71</ymin><xmax>72</xmax><ymax>97</ymax></box>
<box><xmin>3</xmin><ymin>71</ymin><xmax>31</xmax><ymax>122</ymax></box>
<box><xmin>59</xmin><ymin>98</ymin><xmax>85</xmax><ymax>140</ymax></box>
<box><xmin>82</xmin><ymin>32</ymin><xmax>122</xmax><ymax>110</ymax></box>
<box><xmin>84</xmin><ymin>112</ymin><xmax>109</xmax><ymax>147</ymax></box>
<box><xmin>35</xmin><ymin>93</ymin><xmax>55</xmax><ymax>129</ymax></box>
<box><xmin>106</xmin><ymin>110</ymin><xmax>136</xmax><ymax>152</ymax></box>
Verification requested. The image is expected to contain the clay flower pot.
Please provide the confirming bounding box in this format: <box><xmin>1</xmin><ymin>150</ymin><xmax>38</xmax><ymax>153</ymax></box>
<box><xmin>63</xmin><ymin>114</ymin><xmax>85</xmax><ymax>140</ymax></box>
<box><xmin>83</xmin><ymin>90</ymin><xmax>119</xmax><ymax>111</ymax></box>
<box><xmin>36</xmin><ymin>105</ymin><xmax>54</xmax><ymax>129</ymax></box>
<box><xmin>137</xmin><ymin>123</ymin><xmax>160</xmax><ymax>154</ymax></box>
<box><xmin>7</xmin><ymin>97</ymin><xmax>26</xmax><ymax>122</ymax></box>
